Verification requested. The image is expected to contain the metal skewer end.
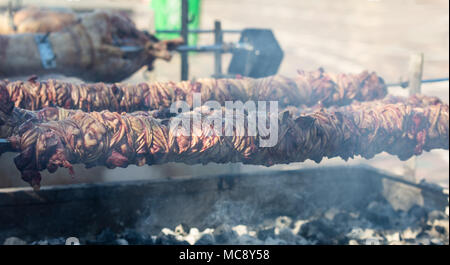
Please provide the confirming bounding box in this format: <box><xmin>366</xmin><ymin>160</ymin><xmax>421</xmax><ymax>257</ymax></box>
<box><xmin>0</xmin><ymin>138</ymin><xmax>14</xmax><ymax>154</ymax></box>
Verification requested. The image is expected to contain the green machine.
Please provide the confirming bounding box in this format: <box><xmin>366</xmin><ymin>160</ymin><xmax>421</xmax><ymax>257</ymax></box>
<box><xmin>151</xmin><ymin>0</ymin><xmax>201</xmax><ymax>45</ymax></box>
<box><xmin>150</xmin><ymin>0</ymin><xmax>284</xmax><ymax>81</ymax></box>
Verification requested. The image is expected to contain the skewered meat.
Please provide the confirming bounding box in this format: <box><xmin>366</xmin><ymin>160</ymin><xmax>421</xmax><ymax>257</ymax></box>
<box><xmin>0</xmin><ymin>77</ymin><xmax>439</xmax><ymax>137</ymax></box>
<box><xmin>0</xmin><ymin>106</ymin><xmax>79</xmax><ymax>138</ymax></box>
<box><xmin>4</xmin><ymin>93</ymin><xmax>447</xmax><ymax>189</ymax></box>
<box><xmin>0</xmin><ymin>78</ymin><xmax>439</xmax><ymax>138</ymax></box>
<box><xmin>2</xmin><ymin>68</ymin><xmax>387</xmax><ymax>113</ymax></box>
<box><xmin>284</xmin><ymin>94</ymin><xmax>444</xmax><ymax>117</ymax></box>
<box><xmin>0</xmin><ymin>80</ymin><xmax>80</xmax><ymax>137</ymax></box>
<box><xmin>0</xmin><ymin>10</ymin><xmax>183</xmax><ymax>82</ymax></box>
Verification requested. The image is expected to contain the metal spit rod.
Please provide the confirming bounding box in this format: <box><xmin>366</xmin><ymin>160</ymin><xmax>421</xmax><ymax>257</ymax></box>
<box><xmin>156</xmin><ymin>29</ymin><xmax>242</xmax><ymax>34</ymax></box>
<box><xmin>180</xmin><ymin>0</ymin><xmax>189</xmax><ymax>81</ymax></box>
<box><xmin>386</xmin><ymin>77</ymin><xmax>449</xmax><ymax>88</ymax></box>
<box><xmin>175</xmin><ymin>42</ymin><xmax>253</xmax><ymax>53</ymax></box>
<box><xmin>214</xmin><ymin>21</ymin><xmax>223</xmax><ymax>78</ymax></box>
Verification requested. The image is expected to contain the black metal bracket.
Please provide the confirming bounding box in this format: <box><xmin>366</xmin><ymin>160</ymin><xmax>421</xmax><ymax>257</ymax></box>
<box><xmin>158</xmin><ymin>1</ymin><xmax>283</xmax><ymax>80</ymax></box>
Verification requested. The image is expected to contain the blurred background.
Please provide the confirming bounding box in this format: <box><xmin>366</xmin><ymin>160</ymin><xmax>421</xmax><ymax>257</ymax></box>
<box><xmin>0</xmin><ymin>0</ymin><xmax>448</xmax><ymax>188</ymax></box>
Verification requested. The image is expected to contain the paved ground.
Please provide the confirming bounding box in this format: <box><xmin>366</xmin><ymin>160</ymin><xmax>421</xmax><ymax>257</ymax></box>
<box><xmin>0</xmin><ymin>0</ymin><xmax>448</xmax><ymax>188</ymax></box>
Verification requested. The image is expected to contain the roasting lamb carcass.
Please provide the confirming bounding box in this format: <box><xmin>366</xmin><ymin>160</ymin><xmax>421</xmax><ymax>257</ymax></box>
<box><xmin>0</xmin><ymin>7</ymin><xmax>77</xmax><ymax>34</ymax></box>
<box><xmin>0</xmin><ymin>10</ymin><xmax>182</xmax><ymax>82</ymax></box>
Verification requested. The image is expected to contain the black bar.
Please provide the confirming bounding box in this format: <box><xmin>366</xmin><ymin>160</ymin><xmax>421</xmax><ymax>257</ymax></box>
<box><xmin>214</xmin><ymin>20</ymin><xmax>223</xmax><ymax>77</ymax></box>
<box><xmin>180</xmin><ymin>0</ymin><xmax>189</xmax><ymax>81</ymax></box>
<box><xmin>1</xmin><ymin>245</ymin><xmax>446</xmax><ymax>264</ymax></box>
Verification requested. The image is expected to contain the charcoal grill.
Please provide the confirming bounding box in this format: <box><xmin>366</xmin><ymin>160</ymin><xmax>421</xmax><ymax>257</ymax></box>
<box><xmin>0</xmin><ymin>165</ymin><xmax>446</xmax><ymax>243</ymax></box>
